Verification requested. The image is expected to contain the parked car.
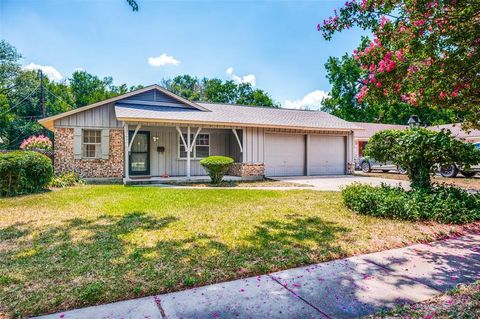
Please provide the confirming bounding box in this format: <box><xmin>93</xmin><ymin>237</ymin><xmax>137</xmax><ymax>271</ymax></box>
<box><xmin>359</xmin><ymin>157</ymin><xmax>407</xmax><ymax>174</ymax></box>
<box><xmin>439</xmin><ymin>142</ymin><xmax>480</xmax><ymax>178</ymax></box>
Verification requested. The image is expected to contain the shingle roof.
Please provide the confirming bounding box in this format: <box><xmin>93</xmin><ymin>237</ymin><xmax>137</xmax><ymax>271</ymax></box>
<box><xmin>115</xmin><ymin>102</ymin><xmax>362</xmax><ymax>131</ymax></box>
<box><xmin>353</xmin><ymin>122</ymin><xmax>408</xmax><ymax>139</ymax></box>
<box><xmin>428</xmin><ymin>123</ymin><xmax>480</xmax><ymax>139</ymax></box>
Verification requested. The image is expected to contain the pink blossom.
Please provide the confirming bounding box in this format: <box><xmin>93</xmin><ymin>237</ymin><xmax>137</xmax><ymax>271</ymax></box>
<box><xmin>380</xmin><ymin>16</ymin><xmax>390</xmax><ymax>28</ymax></box>
<box><xmin>20</xmin><ymin>135</ymin><xmax>53</xmax><ymax>151</ymax></box>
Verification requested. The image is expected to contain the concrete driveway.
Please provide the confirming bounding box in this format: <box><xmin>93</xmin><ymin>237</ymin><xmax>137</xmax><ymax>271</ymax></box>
<box><xmin>270</xmin><ymin>175</ymin><xmax>410</xmax><ymax>191</ymax></box>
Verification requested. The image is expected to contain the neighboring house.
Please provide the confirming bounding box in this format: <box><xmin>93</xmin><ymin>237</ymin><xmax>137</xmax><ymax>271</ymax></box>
<box><xmin>352</xmin><ymin>122</ymin><xmax>408</xmax><ymax>163</ymax></box>
<box><xmin>428</xmin><ymin>123</ymin><xmax>480</xmax><ymax>145</ymax></box>
<box><xmin>39</xmin><ymin>85</ymin><xmax>361</xmax><ymax>183</ymax></box>
<box><xmin>353</xmin><ymin>122</ymin><xmax>480</xmax><ymax>168</ymax></box>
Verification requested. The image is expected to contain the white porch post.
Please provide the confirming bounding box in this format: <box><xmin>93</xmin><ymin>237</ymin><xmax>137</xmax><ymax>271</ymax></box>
<box><xmin>232</xmin><ymin>129</ymin><xmax>243</xmax><ymax>153</ymax></box>
<box><xmin>186</xmin><ymin>126</ymin><xmax>191</xmax><ymax>178</ymax></box>
<box><xmin>123</xmin><ymin>123</ymin><xmax>129</xmax><ymax>181</ymax></box>
<box><xmin>128</xmin><ymin>124</ymin><xmax>141</xmax><ymax>151</ymax></box>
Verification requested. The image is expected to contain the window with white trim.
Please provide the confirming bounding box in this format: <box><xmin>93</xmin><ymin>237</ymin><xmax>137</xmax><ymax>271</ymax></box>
<box><xmin>178</xmin><ymin>133</ymin><xmax>210</xmax><ymax>159</ymax></box>
<box><xmin>82</xmin><ymin>129</ymin><xmax>102</xmax><ymax>158</ymax></box>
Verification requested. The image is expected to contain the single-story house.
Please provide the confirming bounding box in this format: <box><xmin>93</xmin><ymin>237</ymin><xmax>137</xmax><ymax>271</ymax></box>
<box><xmin>352</xmin><ymin>122</ymin><xmax>408</xmax><ymax>163</ymax></box>
<box><xmin>428</xmin><ymin>123</ymin><xmax>480</xmax><ymax>145</ymax></box>
<box><xmin>39</xmin><ymin>85</ymin><xmax>361</xmax><ymax>183</ymax></box>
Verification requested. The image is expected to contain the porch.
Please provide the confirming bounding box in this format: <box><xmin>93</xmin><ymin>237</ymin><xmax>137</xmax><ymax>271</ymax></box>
<box><xmin>122</xmin><ymin>122</ymin><xmax>251</xmax><ymax>183</ymax></box>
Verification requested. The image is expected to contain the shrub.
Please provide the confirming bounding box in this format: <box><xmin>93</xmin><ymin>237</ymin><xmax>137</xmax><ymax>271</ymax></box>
<box><xmin>0</xmin><ymin>151</ymin><xmax>53</xmax><ymax>196</ymax></box>
<box><xmin>50</xmin><ymin>172</ymin><xmax>85</xmax><ymax>188</ymax></box>
<box><xmin>365</xmin><ymin>128</ymin><xmax>480</xmax><ymax>190</ymax></box>
<box><xmin>342</xmin><ymin>183</ymin><xmax>480</xmax><ymax>224</ymax></box>
<box><xmin>200</xmin><ymin>156</ymin><xmax>234</xmax><ymax>184</ymax></box>
<box><xmin>20</xmin><ymin>135</ymin><xmax>53</xmax><ymax>152</ymax></box>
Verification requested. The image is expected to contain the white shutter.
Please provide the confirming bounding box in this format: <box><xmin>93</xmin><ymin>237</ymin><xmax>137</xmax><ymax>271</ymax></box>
<box><xmin>101</xmin><ymin>129</ymin><xmax>110</xmax><ymax>159</ymax></box>
<box><xmin>73</xmin><ymin>128</ymin><xmax>82</xmax><ymax>159</ymax></box>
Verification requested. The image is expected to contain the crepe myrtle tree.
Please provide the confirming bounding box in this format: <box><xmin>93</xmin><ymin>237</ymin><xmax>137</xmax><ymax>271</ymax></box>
<box><xmin>364</xmin><ymin>128</ymin><xmax>480</xmax><ymax>190</ymax></box>
<box><xmin>318</xmin><ymin>0</ymin><xmax>480</xmax><ymax>129</ymax></box>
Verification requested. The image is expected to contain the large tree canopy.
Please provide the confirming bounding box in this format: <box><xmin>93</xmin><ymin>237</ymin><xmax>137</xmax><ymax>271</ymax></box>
<box><xmin>319</xmin><ymin>0</ymin><xmax>480</xmax><ymax>129</ymax></box>
<box><xmin>322</xmin><ymin>37</ymin><xmax>461</xmax><ymax>125</ymax></box>
<box><xmin>161</xmin><ymin>75</ymin><xmax>279</xmax><ymax>107</ymax></box>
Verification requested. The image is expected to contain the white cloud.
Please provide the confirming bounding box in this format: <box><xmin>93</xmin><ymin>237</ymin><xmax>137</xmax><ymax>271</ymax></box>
<box><xmin>148</xmin><ymin>54</ymin><xmax>181</xmax><ymax>67</ymax></box>
<box><xmin>284</xmin><ymin>90</ymin><xmax>330</xmax><ymax>110</ymax></box>
<box><xmin>226</xmin><ymin>67</ymin><xmax>256</xmax><ymax>86</ymax></box>
<box><xmin>24</xmin><ymin>63</ymin><xmax>63</xmax><ymax>81</ymax></box>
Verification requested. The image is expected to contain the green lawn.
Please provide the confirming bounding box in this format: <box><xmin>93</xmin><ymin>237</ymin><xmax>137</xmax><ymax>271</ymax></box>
<box><xmin>0</xmin><ymin>185</ymin><xmax>467</xmax><ymax>318</ymax></box>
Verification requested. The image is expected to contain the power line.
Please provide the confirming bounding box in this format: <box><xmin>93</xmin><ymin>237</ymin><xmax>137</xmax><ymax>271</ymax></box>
<box><xmin>44</xmin><ymin>86</ymin><xmax>74</xmax><ymax>110</ymax></box>
<box><xmin>0</xmin><ymin>87</ymin><xmax>38</xmax><ymax>117</ymax></box>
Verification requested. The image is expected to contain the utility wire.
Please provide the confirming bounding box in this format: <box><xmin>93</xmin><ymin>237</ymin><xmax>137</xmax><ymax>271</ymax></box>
<box><xmin>0</xmin><ymin>86</ymin><xmax>38</xmax><ymax>117</ymax></box>
<box><xmin>44</xmin><ymin>86</ymin><xmax>75</xmax><ymax>111</ymax></box>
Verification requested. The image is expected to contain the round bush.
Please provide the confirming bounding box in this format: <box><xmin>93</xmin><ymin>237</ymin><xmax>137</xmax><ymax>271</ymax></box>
<box><xmin>0</xmin><ymin>151</ymin><xmax>53</xmax><ymax>196</ymax></box>
<box><xmin>342</xmin><ymin>183</ymin><xmax>480</xmax><ymax>224</ymax></box>
<box><xmin>200</xmin><ymin>156</ymin><xmax>234</xmax><ymax>184</ymax></box>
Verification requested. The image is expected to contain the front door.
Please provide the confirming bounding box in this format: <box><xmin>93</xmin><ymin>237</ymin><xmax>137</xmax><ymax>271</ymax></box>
<box><xmin>129</xmin><ymin>131</ymin><xmax>150</xmax><ymax>175</ymax></box>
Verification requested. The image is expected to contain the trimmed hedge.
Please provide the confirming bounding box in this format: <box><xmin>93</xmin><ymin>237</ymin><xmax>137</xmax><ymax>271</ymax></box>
<box><xmin>0</xmin><ymin>151</ymin><xmax>53</xmax><ymax>196</ymax></box>
<box><xmin>200</xmin><ymin>156</ymin><xmax>234</xmax><ymax>184</ymax></box>
<box><xmin>342</xmin><ymin>183</ymin><xmax>480</xmax><ymax>224</ymax></box>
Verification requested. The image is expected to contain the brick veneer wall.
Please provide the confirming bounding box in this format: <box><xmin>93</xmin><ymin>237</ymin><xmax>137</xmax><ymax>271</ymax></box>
<box><xmin>228</xmin><ymin>163</ymin><xmax>265</xmax><ymax>179</ymax></box>
<box><xmin>54</xmin><ymin>128</ymin><xmax>124</xmax><ymax>178</ymax></box>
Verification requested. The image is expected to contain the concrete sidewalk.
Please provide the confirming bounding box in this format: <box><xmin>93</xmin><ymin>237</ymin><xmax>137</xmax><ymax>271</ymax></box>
<box><xmin>36</xmin><ymin>233</ymin><xmax>480</xmax><ymax>319</ymax></box>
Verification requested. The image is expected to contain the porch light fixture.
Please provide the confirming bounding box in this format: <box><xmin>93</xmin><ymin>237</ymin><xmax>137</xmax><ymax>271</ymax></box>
<box><xmin>152</xmin><ymin>135</ymin><xmax>159</xmax><ymax>142</ymax></box>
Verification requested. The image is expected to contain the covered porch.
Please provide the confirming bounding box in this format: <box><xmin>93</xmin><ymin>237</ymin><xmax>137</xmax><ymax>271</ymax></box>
<box><xmin>122</xmin><ymin>121</ymin><xmax>249</xmax><ymax>183</ymax></box>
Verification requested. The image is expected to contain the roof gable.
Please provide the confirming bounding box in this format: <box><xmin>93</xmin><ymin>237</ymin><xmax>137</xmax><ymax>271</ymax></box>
<box><xmin>39</xmin><ymin>85</ymin><xmax>208</xmax><ymax>130</ymax></box>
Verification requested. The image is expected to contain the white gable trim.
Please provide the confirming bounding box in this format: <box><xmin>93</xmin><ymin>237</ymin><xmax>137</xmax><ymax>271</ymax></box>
<box><xmin>38</xmin><ymin>84</ymin><xmax>209</xmax><ymax>131</ymax></box>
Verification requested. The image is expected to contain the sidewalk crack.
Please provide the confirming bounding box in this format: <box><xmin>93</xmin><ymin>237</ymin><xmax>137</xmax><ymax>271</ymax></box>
<box><xmin>268</xmin><ymin>274</ymin><xmax>332</xmax><ymax>319</ymax></box>
<box><xmin>153</xmin><ymin>296</ymin><xmax>167</xmax><ymax>319</ymax></box>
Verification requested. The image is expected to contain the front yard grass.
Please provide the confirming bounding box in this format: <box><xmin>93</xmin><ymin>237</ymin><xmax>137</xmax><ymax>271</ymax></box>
<box><xmin>0</xmin><ymin>185</ymin><xmax>475</xmax><ymax>317</ymax></box>
<box><xmin>367</xmin><ymin>281</ymin><xmax>480</xmax><ymax>319</ymax></box>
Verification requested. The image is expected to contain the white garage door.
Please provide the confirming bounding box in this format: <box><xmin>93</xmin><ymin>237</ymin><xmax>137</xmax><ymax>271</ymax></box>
<box><xmin>265</xmin><ymin>133</ymin><xmax>305</xmax><ymax>176</ymax></box>
<box><xmin>309</xmin><ymin>135</ymin><xmax>346</xmax><ymax>175</ymax></box>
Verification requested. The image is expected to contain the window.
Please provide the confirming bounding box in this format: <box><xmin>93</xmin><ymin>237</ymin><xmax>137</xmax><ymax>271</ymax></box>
<box><xmin>358</xmin><ymin>141</ymin><xmax>368</xmax><ymax>157</ymax></box>
<box><xmin>178</xmin><ymin>133</ymin><xmax>210</xmax><ymax>159</ymax></box>
<box><xmin>82</xmin><ymin>129</ymin><xmax>102</xmax><ymax>158</ymax></box>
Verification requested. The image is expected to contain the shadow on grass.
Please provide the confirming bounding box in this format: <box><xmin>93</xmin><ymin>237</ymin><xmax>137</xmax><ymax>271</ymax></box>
<box><xmin>0</xmin><ymin>211</ymin><xmax>350</xmax><ymax>317</ymax></box>
<box><xmin>4</xmin><ymin>212</ymin><xmax>478</xmax><ymax>318</ymax></box>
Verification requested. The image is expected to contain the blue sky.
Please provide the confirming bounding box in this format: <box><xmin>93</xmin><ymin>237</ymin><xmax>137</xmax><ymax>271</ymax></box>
<box><xmin>0</xmin><ymin>0</ymin><xmax>368</xmax><ymax>108</ymax></box>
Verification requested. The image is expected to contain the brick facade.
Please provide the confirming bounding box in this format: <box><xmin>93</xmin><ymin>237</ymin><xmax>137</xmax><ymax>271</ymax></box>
<box><xmin>54</xmin><ymin>128</ymin><xmax>124</xmax><ymax>178</ymax></box>
<box><xmin>228</xmin><ymin>162</ymin><xmax>265</xmax><ymax>179</ymax></box>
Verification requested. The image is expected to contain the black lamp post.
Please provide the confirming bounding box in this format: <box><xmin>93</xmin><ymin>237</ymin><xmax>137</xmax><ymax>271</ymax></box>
<box><xmin>407</xmin><ymin>115</ymin><xmax>420</xmax><ymax>128</ymax></box>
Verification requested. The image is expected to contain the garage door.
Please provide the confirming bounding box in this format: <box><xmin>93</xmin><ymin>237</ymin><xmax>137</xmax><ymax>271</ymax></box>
<box><xmin>265</xmin><ymin>133</ymin><xmax>305</xmax><ymax>176</ymax></box>
<box><xmin>309</xmin><ymin>135</ymin><xmax>346</xmax><ymax>175</ymax></box>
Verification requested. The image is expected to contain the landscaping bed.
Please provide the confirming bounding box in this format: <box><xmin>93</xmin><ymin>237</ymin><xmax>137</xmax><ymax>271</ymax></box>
<box><xmin>0</xmin><ymin>185</ymin><xmax>477</xmax><ymax>317</ymax></box>
<box><xmin>356</xmin><ymin>171</ymin><xmax>480</xmax><ymax>191</ymax></box>
<box><xmin>168</xmin><ymin>178</ymin><xmax>313</xmax><ymax>188</ymax></box>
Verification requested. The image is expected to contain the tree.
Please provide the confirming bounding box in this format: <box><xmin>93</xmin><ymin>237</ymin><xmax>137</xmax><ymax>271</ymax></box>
<box><xmin>162</xmin><ymin>75</ymin><xmax>279</xmax><ymax>107</ymax></box>
<box><xmin>365</xmin><ymin>128</ymin><xmax>480</xmax><ymax>189</ymax></box>
<box><xmin>0</xmin><ymin>40</ymin><xmax>22</xmax><ymax>93</ymax></box>
<box><xmin>318</xmin><ymin>0</ymin><xmax>480</xmax><ymax>129</ymax></box>
<box><xmin>0</xmin><ymin>41</ymin><xmax>142</xmax><ymax>148</ymax></box>
<box><xmin>322</xmin><ymin>36</ymin><xmax>461</xmax><ymax>124</ymax></box>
